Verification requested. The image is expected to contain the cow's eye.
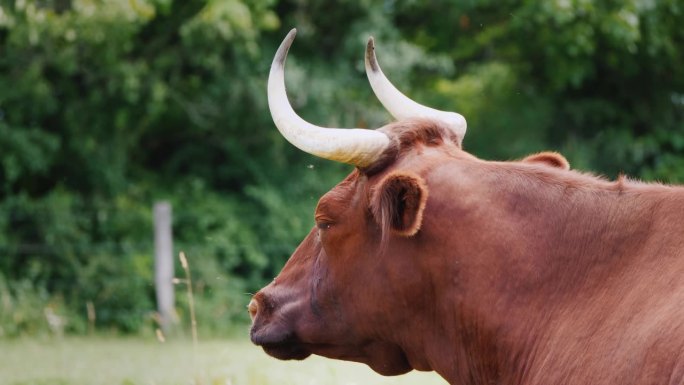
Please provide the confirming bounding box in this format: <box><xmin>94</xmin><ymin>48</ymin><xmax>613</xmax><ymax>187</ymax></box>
<box><xmin>316</xmin><ymin>221</ymin><xmax>332</xmax><ymax>230</ymax></box>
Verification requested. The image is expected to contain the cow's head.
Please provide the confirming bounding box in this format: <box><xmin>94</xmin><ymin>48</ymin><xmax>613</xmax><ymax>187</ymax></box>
<box><xmin>249</xmin><ymin>29</ymin><xmax>567</xmax><ymax>376</ymax></box>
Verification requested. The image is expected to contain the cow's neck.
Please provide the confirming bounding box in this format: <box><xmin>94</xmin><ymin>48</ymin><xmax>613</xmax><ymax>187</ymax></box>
<box><xmin>410</xmin><ymin>162</ymin><xmax>684</xmax><ymax>384</ymax></box>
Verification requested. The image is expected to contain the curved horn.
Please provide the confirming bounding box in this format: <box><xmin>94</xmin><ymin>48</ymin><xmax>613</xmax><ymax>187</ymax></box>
<box><xmin>268</xmin><ymin>29</ymin><xmax>390</xmax><ymax>167</ymax></box>
<box><xmin>365</xmin><ymin>37</ymin><xmax>467</xmax><ymax>143</ymax></box>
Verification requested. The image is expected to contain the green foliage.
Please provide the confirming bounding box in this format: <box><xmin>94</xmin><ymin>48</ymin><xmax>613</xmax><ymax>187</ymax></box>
<box><xmin>0</xmin><ymin>275</ymin><xmax>51</xmax><ymax>337</ymax></box>
<box><xmin>0</xmin><ymin>0</ymin><xmax>682</xmax><ymax>335</ymax></box>
<box><xmin>391</xmin><ymin>0</ymin><xmax>684</xmax><ymax>174</ymax></box>
<box><xmin>0</xmin><ymin>273</ymin><xmax>85</xmax><ymax>337</ymax></box>
<box><xmin>0</xmin><ymin>0</ymin><xmax>288</xmax><ymax>334</ymax></box>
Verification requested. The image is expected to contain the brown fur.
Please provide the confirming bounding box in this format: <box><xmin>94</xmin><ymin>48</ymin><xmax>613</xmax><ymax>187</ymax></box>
<box><xmin>365</xmin><ymin>118</ymin><xmax>461</xmax><ymax>175</ymax></box>
<box><xmin>251</xmin><ymin>118</ymin><xmax>684</xmax><ymax>385</ymax></box>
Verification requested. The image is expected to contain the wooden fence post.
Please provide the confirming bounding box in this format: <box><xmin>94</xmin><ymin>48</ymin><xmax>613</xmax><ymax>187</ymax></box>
<box><xmin>154</xmin><ymin>201</ymin><xmax>175</xmax><ymax>334</ymax></box>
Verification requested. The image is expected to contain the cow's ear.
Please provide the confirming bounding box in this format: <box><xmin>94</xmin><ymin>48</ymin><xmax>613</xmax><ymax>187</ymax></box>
<box><xmin>522</xmin><ymin>151</ymin><xmax>570</xmax><ymax>170</ymax></box>
<box><xmin>371</xmin><ymin>172</ymin><xmax>428</xmax><ymax>237</ymax></box>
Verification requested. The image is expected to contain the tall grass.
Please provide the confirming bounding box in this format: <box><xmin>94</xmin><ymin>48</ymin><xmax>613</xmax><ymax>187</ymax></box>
<box><xmin>175</xmin><ymin>251</ymin><xmax>200</xmax><ymax>383</ymax></box>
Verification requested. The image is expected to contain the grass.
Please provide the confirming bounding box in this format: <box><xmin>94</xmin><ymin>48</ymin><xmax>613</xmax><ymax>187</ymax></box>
<box><xmin>0</xmin><ymin>335</ymin><xmax>446</xmax><ymax>385</ymax></box>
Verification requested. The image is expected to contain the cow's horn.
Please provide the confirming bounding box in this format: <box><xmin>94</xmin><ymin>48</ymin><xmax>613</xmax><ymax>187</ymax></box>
<box><xmin>365</xmin><ymin>37</ymin><xmax>467</xmax><ymax>143</ymax></box>
<box><xmin>268</xmin><ymin>29</ymin><xmax>390</xmax><ymax>167</ymax></box>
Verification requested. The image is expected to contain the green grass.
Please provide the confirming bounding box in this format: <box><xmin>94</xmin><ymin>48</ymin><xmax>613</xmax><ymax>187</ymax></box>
<box><xmin>0</xmin><ymin>336</ymin><xmax>446</xmax><ymax>385</ymax></box>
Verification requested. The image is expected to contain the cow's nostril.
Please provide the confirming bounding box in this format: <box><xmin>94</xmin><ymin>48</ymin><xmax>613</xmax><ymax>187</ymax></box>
<box><xmin>248</xmin><ymin>299</ymin><xmax>259</xmax><ymax>322</ymax></box>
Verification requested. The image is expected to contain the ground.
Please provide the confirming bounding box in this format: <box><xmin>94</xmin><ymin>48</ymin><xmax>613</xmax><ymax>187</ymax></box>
<box><xmin>0</xmin><ymin>336</ymin><xmax>445</xmax><ymax>385</ymax></box>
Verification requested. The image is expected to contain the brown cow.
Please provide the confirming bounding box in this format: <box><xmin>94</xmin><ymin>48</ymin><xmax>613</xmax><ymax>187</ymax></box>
<box><xmin>249</xmin><ymin>29</ymin><xmax>684</xmax><ymax>385</ymax></box>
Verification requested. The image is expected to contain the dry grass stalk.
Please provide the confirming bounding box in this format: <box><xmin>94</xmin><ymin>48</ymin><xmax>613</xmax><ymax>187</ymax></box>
<box><xmin>155</xmin><ymin>328</ymin><xmax>166</xmax><ymax>343</ymax></box>
<box><xmin>178</xmin><ymin>251</ymin><xmax>199</xmax><ymax>382</ymax></box>
<box><xmin>43</xmin><ymin>306</ymin><xmax>64</xmax><ymax>337</ymax></box>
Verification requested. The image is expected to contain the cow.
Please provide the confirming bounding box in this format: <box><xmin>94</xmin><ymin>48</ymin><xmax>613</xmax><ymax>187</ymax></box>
<box><xmin>249</xmin><ymin>29</ymin><xmax>684</xmax><ymax>385</ymax></box>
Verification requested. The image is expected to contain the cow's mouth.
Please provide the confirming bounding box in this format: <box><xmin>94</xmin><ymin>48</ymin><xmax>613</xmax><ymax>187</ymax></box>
<box><xmin>251</xmin><ymin>326</ymin><xmax>312</xmax><ymax>360</ymax></box>
<box><xmin>261</xmin><ymin>340</ymin><xmax>312</xmax><ymax>360</ymax></box>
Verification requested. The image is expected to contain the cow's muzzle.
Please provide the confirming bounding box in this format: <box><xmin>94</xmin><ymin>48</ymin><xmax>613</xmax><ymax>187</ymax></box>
<box><xmin>248</xmin><ymin>294</ymin><xmax>312</xmax><ymax>360</ymax></box>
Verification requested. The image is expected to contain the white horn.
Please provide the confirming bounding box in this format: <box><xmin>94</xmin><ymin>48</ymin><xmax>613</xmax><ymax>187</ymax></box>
<box><xmin>268</xmin><ymin>29</ymin><xmax>390</xmax><ymax>167</ymax></box>
<box><xmin>365</xmin><ymin>37</ymin><xmax>467</xmax><ymax>143</ymax></box>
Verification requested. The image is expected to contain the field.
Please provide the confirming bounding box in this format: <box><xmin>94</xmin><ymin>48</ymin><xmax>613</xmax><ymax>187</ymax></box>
<box><xmin>0</xmin><ymin>336</ymin><xmax>446</xmax><ymax>385</ymax></box>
